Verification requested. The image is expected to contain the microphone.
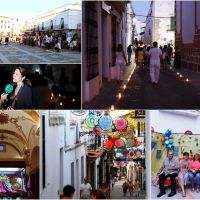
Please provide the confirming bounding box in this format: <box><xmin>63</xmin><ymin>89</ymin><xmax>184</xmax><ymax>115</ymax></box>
<box><xmin>5</xmin><ymin>84</ymin><xmax>13</xmax><ymax>94</ymax></box>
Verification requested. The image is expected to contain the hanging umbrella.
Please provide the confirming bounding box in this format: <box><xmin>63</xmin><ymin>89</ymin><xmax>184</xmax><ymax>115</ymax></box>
<box><xmin>86</xmin><ymin>114</ymin><xmax>98</xmax><ymax>128</ymax></box>
<box><xmin>115</xmin><ymin>139</ymin><xmax>125</xmax><ymax>148</ymax></box>
<box><xmin>115</xmin><ymin>117</ymin><xmax>127</xmax><ymax>130</ymax></box>
<box><xmin>99</xmin><ymin>115</ymin><xmax>113</xmax><ymax>131</ymax></box>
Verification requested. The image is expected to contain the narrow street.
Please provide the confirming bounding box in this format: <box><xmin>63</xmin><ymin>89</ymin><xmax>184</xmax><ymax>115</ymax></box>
<box><xmin>83</xmin><ymin>53</ymin><xmax>200</xmax><ymax>109</ymax></box>
<box><xmin>110</xmin><ymin>180</ymin><xmax>146</xmax><ymax>199</ymax></box>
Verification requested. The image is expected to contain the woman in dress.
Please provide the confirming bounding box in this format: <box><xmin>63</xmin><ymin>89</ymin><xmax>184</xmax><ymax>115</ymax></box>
<box><xmin>57</xmin><ymin>32</ymin><xmax>62</xmax><ymax>50</ymax></box>
<box><xmin>1</xmin><ymin>67</ymin><xmax>32</xmax><ymax>109</ymax></box>
<box><xmin>178</xmin><ymin>152</ymin><xmax>190</xmax><ymax>197</ymax></box>
<box><xmin>100</xmin><ymin>183</ymin><xmax>110</xmax><ymax>199</ymax></box>
<box><xmin>115</xmin><ymin>44</ymin><xmax>128</xmax><ymax>83</ymax></box>
<box><xmin>137</xmin><ymin>47</ymin><xmax>144</xmax><ymax>70</ymax></box>
<box><xmin>189</xmin><ymin>153</ymin><xmax>200</xmax><ymax>193</ymax></box>
<box><xmin>128</xmin><ymin>181</ymin><xmax>134</xmax><ymax>196</ymax></box>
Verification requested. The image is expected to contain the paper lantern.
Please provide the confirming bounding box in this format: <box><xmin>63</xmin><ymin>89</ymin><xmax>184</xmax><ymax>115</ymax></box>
<box><xmin>115</xmin><ymin>139</ymin><xmax>125</xmax><ymax>148</ymax></box>
<box><xmin>165</xmin><ymin>137</ymin><xmax>169</xmax><ymax>141</ymax></box>
<box><xmin>126</xmin><ymin>139</ymin><xmax>135</xmax><ymax>148</ymax></box>
<box><xmin>86</xmin><ymin>114</ymin><xmax>98</xmax><ymax>128</ymax></box>
<box><xmin>161</xmin><ymin>137</ymin><xmax>165</xmax><ymax>142</ymax></box>
<box><xmin>169</xmin><ymin>139</ymin><xmax>173</xmax><ymax>144</ymax></box>
<box><xmin>165</xmin><ymin>140</ymin><xmax>169</xmax><ymax>145</ymax></box>
<box><xmin>122</xmin><ymin>150</ymin><xmax>129</xmax><ymax>157</ymax></box>
<box><xmin>99</xmin><ymin>115</ymin><xmax>112</xmax><ymax>131</ymax></box>
<box><xmin>115</xmin><ymin>117</ymin><xmax>127</xmax><ymax>130</ymax></box>
<box><xmin>181</xmin><ymin>147</ymin><xmax>185</xmax><ymax>151</ymax></box>
<box><xmin>104</xmin><ymin>140</ymin><xmax>113</xmax><ymax>149</ymax></box>
<box><xmin>178</xmin><ymin>135</ymin><xmax>181</xmax><ymax>140</ymax></box>
<box><xmin>166</xmin><ymin>144</ymin><xmax>174</xmax><ymax>149</ymax></box>
<box><xmin>169</xmin><ymin>135</ymin><xmax>173</xmax><ymax>139</ymax></box>
<box><xmin>129</xmin><ymin>150</ymin><xmax>135</xmax><ymax>158</ymax></box>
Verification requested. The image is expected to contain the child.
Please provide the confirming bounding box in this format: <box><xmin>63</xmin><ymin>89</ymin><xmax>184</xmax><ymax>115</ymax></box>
<box><xmin>161</xmin><ymin>48</ymin><xmax>167</xmax><ymax>70</ymax></box>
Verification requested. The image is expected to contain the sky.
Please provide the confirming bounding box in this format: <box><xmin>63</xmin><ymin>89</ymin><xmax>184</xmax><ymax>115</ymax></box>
<box><xmin>0</xmin><ymin>0</ymin><xmax>81</xmax><ymax>24</ymax></box>
<box><xmin>131</xmin><ymin>1</ymin><xmax>151</xmax><ymax>22</ymax></box>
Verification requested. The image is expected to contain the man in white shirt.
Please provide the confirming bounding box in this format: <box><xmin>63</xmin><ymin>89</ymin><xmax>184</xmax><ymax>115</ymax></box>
<box><xmin>148</xmin><ymin>41</ymin><xmax>163</xmax><ymax>86</ymax></box>
<box><xmin>53</xmin><ymin>41</ymin><xmax>61</xmax><ymax>52</ymax></box>
<box><xmin>80</xmin><ymin>177</ymin><xmax>92</xmax><ymax>199</ymax></box>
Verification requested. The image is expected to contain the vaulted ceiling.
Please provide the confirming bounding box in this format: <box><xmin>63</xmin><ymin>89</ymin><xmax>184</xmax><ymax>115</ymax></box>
<box><xmin>0</xmin><ymin>110</ymin><xmax>40</xmax><ymax>158</ymax></box>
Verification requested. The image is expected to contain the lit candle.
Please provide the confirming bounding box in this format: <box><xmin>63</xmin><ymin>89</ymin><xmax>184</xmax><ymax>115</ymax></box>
<box><xmin>111</xmin><ymin>105</ymin><xmax>114</xmax><ymax>110</ymax></box>
<box><xmin>128</xmin><ymin>78</ymin><xmax>130</xmax><ymax>81</ymax></box>
<box><xmin>72</xmin><ymin>99</ymin><xmax>75</xmax><ymax>102</ymax></box>
<box><xmin>186</xmin><ymin>78</ymin><xmax>188</xmax><ymax>81</ymax></box>
<box><xmin>51</xmin><ymin>97</ymin><xmax>53</xmax><ymax>100</ymax></box>
<box><xmin>124</xmin><ymin>85</ymin><xmax>126</xmax><ymax>89</ymax></box>
<box><xmin>118</xmin><ymin>93</ymin><xmax>121</xmax><ymax>99</ymax></box>
<box><xmin>59</xmin><ymin>94</ymin><xmax>61</xmax><ymax>97</ymax></box>
<box><xmin>177</xmin><ymin>72</ymin><xmax>179</xmax><ymax>75</ymax></box>
<box><xmin>180</xmin><ymin>74</ymin><xmax>182</xmax><ymax>77</ymax></box>
<box><xmin>51</xmin><ymin>93</ymin><xmax>53</xmax><ymax>96</ymax></box>
<box><xmin>60</xmin><ymin>102</ymin><xmax>62</xmax><ymax>105</ymax></box>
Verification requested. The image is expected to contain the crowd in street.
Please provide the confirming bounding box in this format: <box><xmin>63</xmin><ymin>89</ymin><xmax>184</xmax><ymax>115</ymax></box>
<box><xmin>115</xmin><ymin>41</ymin><xmax>181</xmax><ymax>86</ymax></box>
<box><xmin>0</xmin><ymin>30</ymin><xmax>80</xmax><ymax>52</ymax></box>
<box><xmin>59</xmin><ymin>177</ymin><xmax>141</xmax><ymax>199</ymax></box>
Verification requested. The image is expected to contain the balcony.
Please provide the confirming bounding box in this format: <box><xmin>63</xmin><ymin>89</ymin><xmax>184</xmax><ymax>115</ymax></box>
<box><xmin>35</xmin><ymin>24</ymin><xmax>69</xmax><ymax>32</ymax></box>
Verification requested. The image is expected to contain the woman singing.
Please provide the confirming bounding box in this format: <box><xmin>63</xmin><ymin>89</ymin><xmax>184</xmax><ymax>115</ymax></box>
<box><xmin>0</xmin><ymin>67</ymin><xmax>32</xmax><ymax>109</ymax></box>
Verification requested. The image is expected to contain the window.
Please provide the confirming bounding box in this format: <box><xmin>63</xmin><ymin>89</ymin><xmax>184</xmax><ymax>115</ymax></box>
<box><xmin>76</xmin><ymin>124</ymin><xmax>79</xmax><ymax>143</ymax></box>
<box><xmin>5</xmin><ymin>26</ymin><xmax>6</xmax><ymax>29</ymax></box>
<box><xmin>5</xmin><ymin>21</ymin><xmax>7</xmax><ymax>23</ymax></box>
<box><xmin>71</xmin><ymin>162</ymin><xmax>74</xmax><ymax>186</ymax></box>
<box><xmin>8</xmin><ymin>21</ymin><xmax>10</xmax><ymax>23</ymax></box>
<box><xmin>8</xmin><ymin>26</ymin><xmax>10</xmax><ymax>29</ymax></box>
<box><xmin>42</xmin><ymin>22</ymin><xmax>44</xmax><ymax>30</ymax></box>
<box><xmin>112</xmin><ymin>14</ymin><xmax>117</xmax><ymax>67</ymax></box>
<box><xmin>0</xmin><ymin>144</ymin><xmax>5</xmax><ymax>151</ymax></box>
<box><xmin>60</xmin><ymin>18</ymin><xmax>64</xmax><ymax>29</ymax></box>
<box><xmin>149</xmin><ymin>29</ymin><xmax>151</xmax><ymax>35</ymax></box>
<box><xmin>81</xmin><ymin>156</ymin><xmax>84</xmax><ymax>183</ymax></box>
<box><xmin>1</xmin><ymin>20</ymin><xmax>3</xmax><ymax>23</ymax></box>
<box><xmin>85</xmin><ymin>1</ymin><xmax>99</xmax><ymax>81</ymax></box>
<box><xmin>170</xmin><ymin>16</ymin><xmax>175</xmax><ymax>31</ymax></box>
<box><xmin>42</xmin><ymin>115</ymin><xmax>46</xmax><ymax>189</ymax></box>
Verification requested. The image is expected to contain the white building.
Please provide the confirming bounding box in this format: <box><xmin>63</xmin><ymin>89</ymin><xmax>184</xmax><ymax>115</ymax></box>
<box><xmin>40</xmin><ymin>110</ymin><xmax>87</xmax><ymax>199</ymax></box>
<box><xmin>151</xmin><ymin>110</ymin><xmax>200</xmax><ymax>134</ymax></box>
<box><xmin>134</xmin><ymin>20</ymin><xmax>146</xmax><ymax>44</ymax></box>
<box><xmin>24</xmin><ymin>3</ymin><xmax>81</xmax><ymax>36</ymax></box>
<box><xmin>142</xmin><ymin>1</ymin><xmax>175</xmax><ymax>46</ymax></box>
<box><xmin>82</xmin><ymin>1</ymin><xmax>135</xmax><ymax>104</ymax></box>
<box><xmin>0</xmin><ymin>16</ymin><xmax>14</xmax><ymax>37</ymax></box>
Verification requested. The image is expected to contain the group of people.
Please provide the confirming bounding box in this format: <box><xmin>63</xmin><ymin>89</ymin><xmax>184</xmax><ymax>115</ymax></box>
<box><xmin>114</xmin><ymin>41</ymin><xmax>181</xmax><ymax>86</ymax></box>
<box><xmin>16</xmin><ymin>30</ymin><xmax>78</xmax><ymax>52</ymax></box>
<box><xmin>156</xmin><ymin>151</ymin><xmax>200</xmax><ymax>198</ymax></box>
<box><xmin>122</xmin><ymin>179</ymin><xmax>140</xmax><ymax>197</ymax></box>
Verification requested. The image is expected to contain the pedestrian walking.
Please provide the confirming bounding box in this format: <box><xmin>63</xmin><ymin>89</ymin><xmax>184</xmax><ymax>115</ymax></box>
<box><xmin>138</xmin><ymin>47</ymin><xmax>145</xmax><ymax>70</ymax></box>
<box><xmin>80</xmin><ymin>177</ymin><xmax>92</xmax><ymax>199</ymax></box>
<box><xmin>148</xmin><ymin>41</ymin><xmax>163</xmax><ymax>86</ymax></box>
<box><xmin>111</xmin><ymin>178</ymin><xmax>115</xmax><ymax>190</ymax></box>
<box><xmin>115</xmin><ymin>44</ymin><xmax>128</xmax><ymax>83</ymax></box>
<box><xmin>127</xmin><ymin>44</ymin><xmax>132</xmax><ymax>66</ymax></box>
<box><xmin>134</xmin><ymin>179</ymin><xmax>140</xmax><ymax>196</ymax></box>
<box><xmin>50</xmin><ymin>33</ymin><xmax>53</xmax><ymax>49</ymax></box>
<box><xmin>61</xmin><ymin>185</ymin><xmax>75</xmax><ymax>199</ymax></box>
<box><xmin>128</xmin><ymin>181</ymin><xmax>134</xmax><ymax>196</ymax></box>
<box><xmin>100</xmin><ymin>183</ymin><xmax>110</xmax><ymax>199</ymax></box>
<box><xmin>167</xmin><ymin>44</ymin><xmax>172</xmax><ymax>64</ymax></box>
<box><xmin>122</xmin><ymin>182</ymin><xmax>128</xmax><ymax>196</ymax></box>
<box><xmin>174</xmin><ymin>46</ymin><xmax>181</xmax><ymax>68</ymax></box>
<box><xmin>145</xmin><ymin>46</ymin><xmax>150</xmax><ymax>70</ymax></box>
<box><xmin>58</xmin><ymin>32</ymin><xmax>62</xmax><ymax>49</ymax></box>
<box><xmin>161</xmin><ymin>47</ymin><xmax>167</xmax><ymax>70</ymax></box>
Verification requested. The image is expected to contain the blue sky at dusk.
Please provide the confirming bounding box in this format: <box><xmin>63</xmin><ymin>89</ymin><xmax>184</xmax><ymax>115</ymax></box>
<box><xmin>132</xmin><ymin>1</ymin><xmax>151</xmax><ymax>22</ymax></box>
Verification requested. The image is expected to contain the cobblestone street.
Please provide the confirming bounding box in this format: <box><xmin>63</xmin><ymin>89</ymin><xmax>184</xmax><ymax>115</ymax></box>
<box><xmin>0</xmin><ymin>42</ymin><xmax>81</xmax><ymax>63</ymax></box>
<box><xmin>83</xmin><ymin>55</ymin><xmax>200</xmax><ymax>109</ymax></box>
<box><xmin>110</xmin><ymin>181</ymin><xmax>146</xmax><ymax>199</ymax></box>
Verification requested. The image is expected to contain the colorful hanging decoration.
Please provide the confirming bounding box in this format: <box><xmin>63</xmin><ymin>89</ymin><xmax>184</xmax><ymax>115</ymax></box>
<box><xmin>135</xmin><ymin>149</ymin><xmax>142</xmax><ymax>157</ymax></box>
<box><xmin>129</xmin><ymin>150</ymin><xmax>135</xmax><ymax>158</ymax></box>
<box><xmin>115</xmin><ymin>117</ymin><xmax>127</xmax><ymax>130</ymax></box>
<box><xmin>126</xmin><ymin>139</ymin><xmax>135</xmax><ymax>148</ymax></box>
<box><xmin>115</xmin><ymin>139</ymin><xmax>125</xmax><ymax>148</ymax></box>
<box><xmin>104</xmin><ymin>140</ymin><xmax>113</xmax><ymax>149</ymax></box>
<box><xmin>94</xmin><ymin>110</ymin><xmax>103</xmax><ymax>115</ymax></box>
<box><xmin>122</xmin><ymin>149</ymin><xmax>129</xmax><ymax>157</ymax></box>
<box><xmin>86</xmin><ymin>114</ymin><xmax>98</xmax><ymax>128</ymax></box>
<box><xmin>185</xmin><ymin>130</ymin><xmax>193</xmax><ymax>135</ymax></box>
<box><xmin>165</xmin><ymin>129</ymin><xmax>172</xmax><ymax>137</ymax></box>
<box><xmin>161</xmin><ymin>137</ymin><xmax>165</xmax><ymax>142</ymax></box>
<box><xmin>169</xmin><ymin>135</ymin><xmax>173</xmax><ymax>139</ymax></box>
<box><xmin>124</xmin><ymin>130</ymin><xmax>134</xmax><ymax>139</ymax></box>
<box><xmin>151</xmin><ymin>126</ymin><xmax>154</xmax><ymax>133</ymax></box>
<box><xmin>99</xmin><ymin>115</ymin><xmax>112</xmax><ymax>131</ymax></box>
